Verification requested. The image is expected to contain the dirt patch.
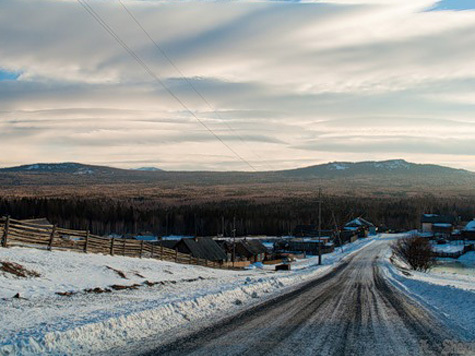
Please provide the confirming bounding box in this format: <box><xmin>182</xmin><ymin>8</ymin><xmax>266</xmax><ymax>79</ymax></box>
<box><xmin>110</xmin><ymin>283</ymin><xmax>141</xmax><ymax>291</ymax></box>
<box><xmin>106</xmin><ymin>266</ymin><xmax>127</xmax><ymax>279</ymax></box>
<box><xmin>144</xmin><ymin>280</ymin><xmax>161</xmax><ymax>286</ymax></box>
<box><xmin>84</xmin><ymin>287</ymin><xmax>111</xmax><ymax>294</ymax></box>
<box><xmin>0</xmin><ymin>261</ymin><xmax>40</xmax><ymax>278</ymax></box>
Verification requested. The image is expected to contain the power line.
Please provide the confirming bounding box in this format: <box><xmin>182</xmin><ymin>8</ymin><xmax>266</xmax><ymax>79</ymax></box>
<box><xmin>117</xmin><ymin>0</ymin><xmax>275</xmax><ymax>171</ymax></box>
<box><xmin>76</xmin><ymin>0</ymin><xmax>257</xmax><ymax>171</ymax></box>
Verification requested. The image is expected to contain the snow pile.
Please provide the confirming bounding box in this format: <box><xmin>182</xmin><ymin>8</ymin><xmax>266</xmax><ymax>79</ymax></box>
<box><xmin>0</xmin><ymin>237</ymin><xmax>378</xmax><ymax>355</ymax></box>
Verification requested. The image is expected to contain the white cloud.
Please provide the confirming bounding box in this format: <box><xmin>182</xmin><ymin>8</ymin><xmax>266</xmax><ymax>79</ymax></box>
<box><xmin>0</xmin><ymin>0</ymin><xmax>475</xmax><ymax>171</ymax></box>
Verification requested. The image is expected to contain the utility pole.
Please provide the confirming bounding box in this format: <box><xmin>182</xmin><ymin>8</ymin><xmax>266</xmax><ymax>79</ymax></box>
<box><xmin>232</xmin><ymin>216</ymin><xmax>236</xmax><ymax>267</ymax></box>
<box><xmin>318</xmin><ymin>188</ymin><xmax>322</xmax><ymax>265</ymax></box>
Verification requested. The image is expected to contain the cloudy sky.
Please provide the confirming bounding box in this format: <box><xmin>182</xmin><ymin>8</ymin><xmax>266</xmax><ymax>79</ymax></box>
<box><xmin>1</xmin><ymin>0</ymin><xmax>475</xmax><ymax>171</ymax></box>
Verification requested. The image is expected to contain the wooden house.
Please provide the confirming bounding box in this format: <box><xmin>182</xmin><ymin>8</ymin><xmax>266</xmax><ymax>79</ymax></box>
<box><xmin>344</xmin><ymin>217</ymin><xmax>376</xmax><ymax>237</ymax></box>
<box><xmin>174</xmin><ymin>237</ymin><xmax>227</xmax><ymax>263</ymax></box>
<box><xmin>235</xmin><ymin>239</ymin><xmax>268</xmax><ymax>263</ymax></box>
<box><xmin>216</xmin><ymin>239</ymin><xmax>268</xmax><ymax>262</ymax></box>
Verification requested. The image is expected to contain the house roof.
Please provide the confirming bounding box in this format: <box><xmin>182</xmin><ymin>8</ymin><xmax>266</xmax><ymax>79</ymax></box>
<box><xmin>345</xmin><ymin>217</ymin><xmax>374</xmax><ymax>228</ymax></box>
<box><xmin>465</xmin><ymin>220</ymin><xmax>475</xmax><ymax>232</ymax></box>
<box><xmin>180</xmin><ymin>237</ymin><xmax>227</xmax><ymax>261</ymax></box>
<box><xmin>241</xmin><ymin>239</ymin><xmax>268</xmax><ymax>255</ymax></box>
<box><xmin>421</xmin><ymin>214</ymin><xmax>456</xmax><ymax>224</ymax></box>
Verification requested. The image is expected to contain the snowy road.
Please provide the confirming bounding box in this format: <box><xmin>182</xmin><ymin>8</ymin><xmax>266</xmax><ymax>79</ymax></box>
<box><xmin>145</xmin><ymin>240</ymin><xmax>467</xmax><ymax>356</ymax></box>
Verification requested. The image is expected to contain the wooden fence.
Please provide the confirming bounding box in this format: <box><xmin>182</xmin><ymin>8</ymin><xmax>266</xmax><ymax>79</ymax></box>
<box><xmin>0</xmin><ymin>216</ymin><xmax>230</xmax><ymax>269</ymax></box>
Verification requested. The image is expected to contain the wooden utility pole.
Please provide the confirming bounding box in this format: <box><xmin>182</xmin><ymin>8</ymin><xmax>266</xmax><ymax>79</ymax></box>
<box><xmin>318</xmin><ymin>188</ymin><xmax>322</xmax><ymax>265</ymax></box>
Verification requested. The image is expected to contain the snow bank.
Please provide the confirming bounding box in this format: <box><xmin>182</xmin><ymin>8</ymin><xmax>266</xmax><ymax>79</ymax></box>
<box><xmin>0</xmin><ymin>237</ymin><xmax>378</xmax><ymax>355</ymax></box>
<box><xmin>382</xmin><ymin>248</ymin><xmax>475</xmax><ymax>340</ymax></box>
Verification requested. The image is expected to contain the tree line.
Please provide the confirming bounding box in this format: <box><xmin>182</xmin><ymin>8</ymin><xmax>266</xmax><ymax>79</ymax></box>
<box><xmin>0</xmin><ymin>195</ymin><xmax>474</xmax><ymax>237</ymax></box>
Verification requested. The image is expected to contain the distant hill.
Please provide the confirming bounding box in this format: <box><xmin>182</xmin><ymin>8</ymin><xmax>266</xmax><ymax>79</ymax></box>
<box><xmin>1</xmin><ymin>159</ymin><xmax>474</xmax><ymax>200</ymax></box>
<box><xmin>282</xmin><ymin>159</ymin><xmax>472</xmax><ymax>178</ymax></box>
<box><xmin>0</xmin><ymin>163</ymin><xmax>123</xmax><ymax>175</ymax></box>
<box><xmin>1</xmin><ymin>159</ymin><xmax>471</xmax><ymax>177</ymax></box>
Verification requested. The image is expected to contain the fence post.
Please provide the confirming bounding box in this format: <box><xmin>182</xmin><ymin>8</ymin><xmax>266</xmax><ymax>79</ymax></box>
<box><xmin>48</xmin><ymin>225</ymin><xmax>57</xmax><ymax>251</ymax></box>
<box><xmin>140</xmin><ymin>240</ymin><xmax>144</xmax><ymax>258</ymax></box>
<box><xmin>160</xmin><ymin>243</ymin><xmax>164</xmax><ymax>260</ymax></box>
<box><xmin>2</xmin><ymin>215</ymin><xmax>10</xmax><ymax>248</ymax></box>
<box><xmin>175</xmin><ymin>249</ymin><xmax>178</xmax><ymax>262</ymax></box>
<box><xmin>110</xmin><ymin>238</ymin><xmax>115</xmax><ymax>256</ymax></box>
<box><xmin>151</xmin><ymin>243</ymin><xmax>155</xmax><ymax>258</ymax></box>
<box><xmin>189</xmin><ymin>254</ymin><xmax>192</xmax><ymax>264</ymax></box>
<box><xmin>84</xmin><ymin>230</ymin><xmax>90</xmax><ymax>253</ymax></box>
<box><xmin>122</xmin><ymin>239</ymin><xmax>126</xmax><ymax>256</ymax></box>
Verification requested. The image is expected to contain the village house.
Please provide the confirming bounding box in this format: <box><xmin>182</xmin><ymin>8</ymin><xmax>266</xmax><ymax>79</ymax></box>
<box><xmin>235</xmin><ymin>239</ymin><xmax>268</xmax><ymax>262</ymax></box>
<box><xmin>462</xmin><ymin>219</ymin><xmax>475</xmax><ymax>240</ymax></box>
<box><xmin>420</xmin><ymin>214</ymin><xmax>458</xmax><ymax>236</ymax></box>
<box><xmin>344</xmin><ymin>217</ymin><xmax>376</xmax><ymax>237</ymax></box>
<box><xmin>155</xmin><ymin>237</ymin><xmax>227</xmax><ymax>263</ymax></box>
<box><xmin>216</xmin><ymin>239</ymin><xmax>268</xmax><ymax>263</ymax></box>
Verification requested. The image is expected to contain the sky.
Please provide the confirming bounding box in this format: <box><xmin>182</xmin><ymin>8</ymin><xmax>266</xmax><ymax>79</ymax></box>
<box><xmin>1</xmin><ymin>0</ymin><xmax>475</xmax><ymax>172</ymax></box>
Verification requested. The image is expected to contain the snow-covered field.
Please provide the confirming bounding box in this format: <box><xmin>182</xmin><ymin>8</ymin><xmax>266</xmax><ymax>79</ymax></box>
<box><xmin>0</xmin><ymin>237</ymin><xmax>376</xmax><ymax>355</ymax></box>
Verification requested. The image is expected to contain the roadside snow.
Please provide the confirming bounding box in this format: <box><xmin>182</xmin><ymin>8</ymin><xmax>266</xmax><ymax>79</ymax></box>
<box><xmin>382</xmin><ymin>248</ymin><xmax>475</xmax><ymax>339</ymax></box>
<box><xmin>0</xmin><ymin>236</ymin><xmax>378</xmax><ymax>355</ymax></box>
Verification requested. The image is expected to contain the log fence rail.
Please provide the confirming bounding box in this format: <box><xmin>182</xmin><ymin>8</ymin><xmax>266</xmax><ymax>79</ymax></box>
<box><xmin>0</xmin><ymin>216</ymin><xmax>233</xmax><ymax>269</ymax></box>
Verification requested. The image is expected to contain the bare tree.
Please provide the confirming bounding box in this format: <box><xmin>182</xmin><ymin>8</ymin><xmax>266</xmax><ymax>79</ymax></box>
<box><xmin>392</xmin><ymin>237</ymin><xmax>435</xmax><ymax>272</ymax></box>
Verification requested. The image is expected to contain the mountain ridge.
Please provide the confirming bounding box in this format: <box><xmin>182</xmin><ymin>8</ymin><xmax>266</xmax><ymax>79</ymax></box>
<box><xmin>0</xmin><ymin>159</ymin><xmax>472</xmax><ymax>175</ymax></box>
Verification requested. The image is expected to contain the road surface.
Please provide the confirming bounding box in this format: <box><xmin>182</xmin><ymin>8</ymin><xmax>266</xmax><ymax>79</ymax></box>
<box><xmin>145</xmin><ymin>240</ymin><xmax>465</xmax><ymax>356</ymax></box>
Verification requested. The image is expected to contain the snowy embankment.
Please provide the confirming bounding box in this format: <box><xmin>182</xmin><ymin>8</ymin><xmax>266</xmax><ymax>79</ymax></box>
<box><xmin>0</xmin><ymin>237</ymin><xmax>376</xmax><ymax>356</ymax></box>
<box><xmin>382</xmin><ymin>248</ymin><xmax>475</xmax><ymax>340</ymax></box>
